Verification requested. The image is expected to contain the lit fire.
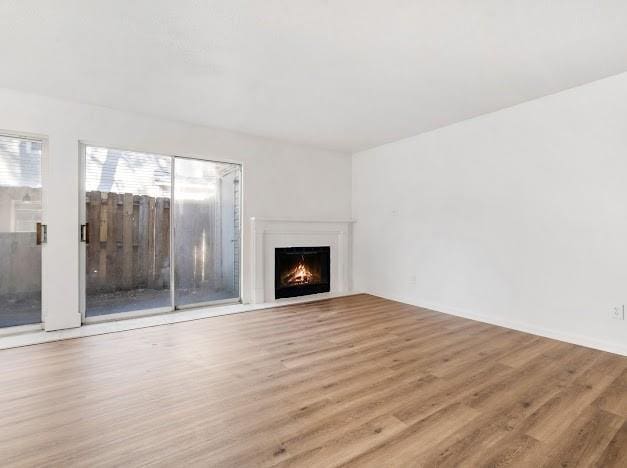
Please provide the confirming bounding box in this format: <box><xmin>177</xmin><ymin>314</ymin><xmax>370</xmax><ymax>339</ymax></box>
<box><xmin>282</xmin><ymin>256</ymin><xmax>319</xmax><ymax>285</ymax></box>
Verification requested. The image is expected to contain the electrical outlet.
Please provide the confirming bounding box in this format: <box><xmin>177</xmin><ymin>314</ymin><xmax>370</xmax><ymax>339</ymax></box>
<box><xmin>611</xmin><ymin>305</ymin><xmax>625</xmax><ymax>320</ymax></box>
<box><xmin>409</xmin><ymin>275</ymin><xmax>416</xmax><ymax>286</ymax></box>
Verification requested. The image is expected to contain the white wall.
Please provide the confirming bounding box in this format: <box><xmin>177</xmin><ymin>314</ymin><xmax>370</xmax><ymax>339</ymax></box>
<box><xmin>0</xmin><ymin>87</ymin><xmax>351</xmax><ymax>330</ymax></box>
<box><xmin>353</xmin><ymin>72</ymin><xmax>627</xmax><ymax>355</ymax></box>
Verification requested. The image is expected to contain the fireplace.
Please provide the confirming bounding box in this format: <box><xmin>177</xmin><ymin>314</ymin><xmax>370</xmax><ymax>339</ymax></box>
<box><xmin>275</xmin><ymin>246</ymin><xmax>330</xmax><ymax>299</ymax></box>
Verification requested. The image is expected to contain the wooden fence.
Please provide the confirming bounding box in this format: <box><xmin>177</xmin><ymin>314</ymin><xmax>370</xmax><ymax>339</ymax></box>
<box><xmin>2</xmin><ymin>189</ymin><xmax>236</xmax><ymax>297</ymax></box>
<box><xmin>85</xmin><ymin>191</ymin><xmax>170</xmax><ymax>293</ymax></box>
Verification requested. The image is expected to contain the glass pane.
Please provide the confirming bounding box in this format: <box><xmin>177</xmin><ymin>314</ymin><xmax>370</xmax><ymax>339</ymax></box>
<box><xmin>0</xmin><ymin>135</ymin><xmax>42</xmax><ymax>327</ymax></box>
<box><xmin>174</xmin><ymin>158</ymin><xmax>240</xmax><ymax>307</ymax></box>
<box><xmin>84</xmin><ymin>146</ymin><xmax>172</xmax><ymax>317</ymax></box>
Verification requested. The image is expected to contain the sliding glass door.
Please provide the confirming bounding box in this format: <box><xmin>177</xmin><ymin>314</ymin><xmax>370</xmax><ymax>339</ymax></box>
<box><xmin>83</xmin><ymin>146</ymin><xmax>172</xmax><ymax>317</ymax></box>
<box><xmin>81</xmin><ymin>145</ymin><xmax>240</xmax><ymax>320</ymax></box>
<box><xmin>0</xmin><ymin>135</ymin><xmax>43</xmax><ymax>328</ymax></box>
<box><xmin>174</xmin><ymin>158</ymin><xmax>241</xmax><ymax>307</ymax></box>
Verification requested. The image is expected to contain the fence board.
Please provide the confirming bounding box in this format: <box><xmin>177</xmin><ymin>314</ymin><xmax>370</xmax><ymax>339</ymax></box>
<box><xmin>122</xmin><ymin>193</ymin><xmax>133</xmax><ymax>289</ymax></box>
<box><xmin>147</xmin><ymin>197</ymin><xmax>156</xmax><ymax>287</ymax></box>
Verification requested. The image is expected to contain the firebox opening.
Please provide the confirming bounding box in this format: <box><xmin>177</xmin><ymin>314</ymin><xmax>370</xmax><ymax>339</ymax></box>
<box><xmin>275</xmin><ymin>246</ymin><xmax>330</xmax><ymax>299</ymax></box>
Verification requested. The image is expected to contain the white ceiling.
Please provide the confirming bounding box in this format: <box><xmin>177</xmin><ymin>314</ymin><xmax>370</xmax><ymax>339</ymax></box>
<box><xmin>1</xmin><ymin>1</ymin><xmax>627</xmax><ymax>152</ymax></box>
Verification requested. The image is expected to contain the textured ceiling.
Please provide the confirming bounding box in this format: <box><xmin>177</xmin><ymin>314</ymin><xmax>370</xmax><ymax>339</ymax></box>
<box><xmin>1</xmin><ymin>1</ymin><xmax>626</xmax><ymax>151</ymax></box>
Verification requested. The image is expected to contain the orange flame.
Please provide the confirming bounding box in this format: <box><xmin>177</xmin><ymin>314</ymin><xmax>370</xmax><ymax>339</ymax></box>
<box><xmin>282</xmin><ymin>256</ymin><xmax>320</xmax><ymax>286</ymax></box>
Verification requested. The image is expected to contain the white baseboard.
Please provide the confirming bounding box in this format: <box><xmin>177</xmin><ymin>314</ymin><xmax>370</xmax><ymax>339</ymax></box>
<box><xmin>0</xmin><ymin>291</ymin><xmax>361</xmax><ymax>350</ymax></box>
<box><xmin>373</xmin><ymin>293</ymin><xmax>627</xmax><ymax>357</ymax></box>
<box><xmin>3</xmin><ymin>290</ymin><xmax>623</xmax><ymax>357</ymax></box>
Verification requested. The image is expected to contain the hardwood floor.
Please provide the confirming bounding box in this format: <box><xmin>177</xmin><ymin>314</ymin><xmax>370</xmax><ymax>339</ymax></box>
<box><xmin>0</xmin><ymin>294</ymin><xmax>625</xmax><ymax>467</ymax></box>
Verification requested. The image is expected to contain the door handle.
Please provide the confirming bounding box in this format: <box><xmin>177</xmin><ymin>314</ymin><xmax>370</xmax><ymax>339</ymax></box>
<box><xmin>36</xmin><ymin>222</ymin><xmax>47</xmax><ymax>245</ymax></box>
<box><xmin>80</xmin><ymin>223</ymin><xmax>90</xmax><ymax>243</ymax></box>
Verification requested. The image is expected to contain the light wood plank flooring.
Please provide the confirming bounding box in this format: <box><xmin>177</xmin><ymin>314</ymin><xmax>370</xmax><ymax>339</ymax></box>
<box><xmin>0</xmin><ymin>294</ymin><xmax>625</xmax><ymax>467</ymax></box>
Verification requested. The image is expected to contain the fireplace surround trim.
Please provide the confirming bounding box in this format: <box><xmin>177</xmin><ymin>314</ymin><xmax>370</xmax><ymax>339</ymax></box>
<box><xmin>250</xmin><ymin>218</ymin><xmax>354</xmax><ymax>303</ymax></box>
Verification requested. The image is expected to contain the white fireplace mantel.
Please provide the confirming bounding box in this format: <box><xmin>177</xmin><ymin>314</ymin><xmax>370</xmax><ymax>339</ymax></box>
<box><xmin>250</xmin><ymin>217</ymin><xmax>354</xmax><ymax>304</ymax></box>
